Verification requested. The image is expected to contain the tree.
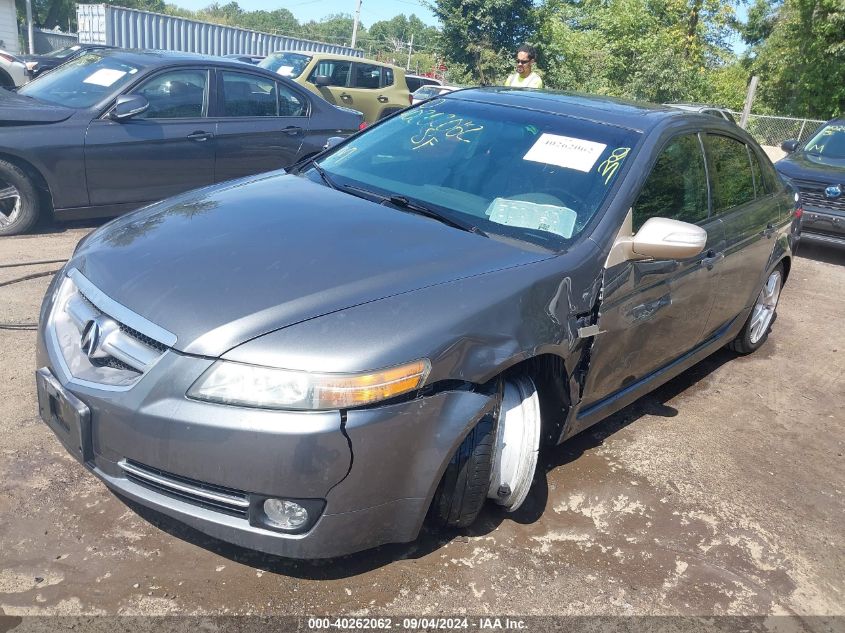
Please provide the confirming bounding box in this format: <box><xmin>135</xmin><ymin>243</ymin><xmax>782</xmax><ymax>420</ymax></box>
<box><xmin>431</xmin><ymin>0</ymin><xmax>538</xmax><ymax>84</ymax></box>
<box><xmin>749</xmin><ymin>0</ymin><xmax>845</xmax><ymax>117</ymax></box>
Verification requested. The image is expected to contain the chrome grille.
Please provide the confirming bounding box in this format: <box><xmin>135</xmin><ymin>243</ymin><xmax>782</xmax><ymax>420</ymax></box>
<box><xmin>119</xmin><ymin>460</ymin><xmax>250</xmax><ymax>518</ymax></box>
<box><xmin>48</xmin><ymin>269</ymin><xmax>176</xmax><ymax>387</ymax></box>
<box><xmin>794</xmin><ymin>179</ymin><xmax>845</xmax><ymax>213</ymax></box>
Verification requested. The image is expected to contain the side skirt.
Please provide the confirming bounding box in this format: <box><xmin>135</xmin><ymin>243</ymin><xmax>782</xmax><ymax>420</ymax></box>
<box><xmin>561</xmin><ymin>311</ymin><xmax>747</xmax><ymax>440</ymax></box>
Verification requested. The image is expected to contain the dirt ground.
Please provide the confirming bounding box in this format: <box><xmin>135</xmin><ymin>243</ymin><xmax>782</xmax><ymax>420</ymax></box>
<box><xmin>0</xmin><ymin>222</ymin><xmax>843</xmax><ymax>623</ymax></box>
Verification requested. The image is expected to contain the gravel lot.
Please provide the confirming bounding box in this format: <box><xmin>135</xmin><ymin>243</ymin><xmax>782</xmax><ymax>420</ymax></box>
<box><xmin>0</xmin><ymin>223</ymin><xmax>843</xmax><ymax>622</ymax></box>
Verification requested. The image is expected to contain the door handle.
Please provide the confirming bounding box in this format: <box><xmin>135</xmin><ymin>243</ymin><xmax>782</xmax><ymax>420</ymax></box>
<box><xmin>377</xmin><ymin>95</ymin><xmax>389</xmax><ymax>103</ymax></box>
<box><xmin>281</xmin><ymin>126</ymin><xmax>303</xmax><ymax>136</ymax></box>
<box><xmin>187</xmin><ymin>131</ymin><xmax>212</xmax><ymax>142</ymax></box>
<box><xmin>701</xmin><ymin>250</ymin><xmax>725</xmax><ymax>270</ymax></box>
<box><xmin>339</xmin><ymin>93</ymin><xmax>352</xmax><ymax>100</ymax></box>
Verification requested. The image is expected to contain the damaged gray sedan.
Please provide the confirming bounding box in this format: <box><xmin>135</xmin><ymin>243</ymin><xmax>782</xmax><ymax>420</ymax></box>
<box><xmin>36</xmin><ymin>89</ymin><xmax>798</xmax><ymax>558</ymax></box>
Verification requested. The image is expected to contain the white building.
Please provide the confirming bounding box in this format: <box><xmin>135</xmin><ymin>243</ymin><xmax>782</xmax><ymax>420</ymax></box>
<box><xmin>0</xmin><ymin>0</ymin><xmax>20</xmax><ymax>54</ymax></box>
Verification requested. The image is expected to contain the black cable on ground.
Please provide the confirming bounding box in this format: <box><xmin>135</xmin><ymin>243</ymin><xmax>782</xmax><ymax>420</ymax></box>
<box><xmin>0</xmin><ymin>269</ymin><xmax>61</xmax><ymax>289</ymax></box>
<box><xmin>0</xmin><ymin>258</ymin><xmax>67</xmax><ymax>269</ymax></box>
<box><xmin>0</xmin><ymin>323</ymin><xmax>37</xmax><ymax>331</ymax></box>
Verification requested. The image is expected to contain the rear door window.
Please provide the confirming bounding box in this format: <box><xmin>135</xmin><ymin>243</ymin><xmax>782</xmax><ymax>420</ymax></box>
<box><xmin>705</xmin><ymin>135</ymin><xmax>756</xmax><ymax>214</ymax></box>
<box><xmin>633</xmin><ymin>133</ymin><xmax>709</xmax><ymax>231</ymax></box>
<box><xmin>221</xmin><ymin>71</ymin><xmax>277</xmax><ymax>117</ymax></box>
<box><xmin>354</xmin><ymin>63</ymin><xmax>382</xmax><ymax>89</ymax></box>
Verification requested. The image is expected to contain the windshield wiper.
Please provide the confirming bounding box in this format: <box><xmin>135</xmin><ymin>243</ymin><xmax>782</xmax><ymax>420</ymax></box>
<box><xmin>386</xmin><ymin>195</ymin><xmax>487</xmax><ymax>236</ymax></box>
<box><xmin>343</xmin><ymin>187</ymin><xmax>486</xmax><ymax>236</ymax></box>
<box><xmin>293</xmin><ymin>157</ymin><xmax>338</xmax><ymax>190</ymax></box>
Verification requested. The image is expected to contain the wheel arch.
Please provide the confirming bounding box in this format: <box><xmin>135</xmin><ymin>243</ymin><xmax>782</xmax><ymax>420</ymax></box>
<box><xmin>0</xmin><ymin>151</ymin><xmax>55</xmax><ymax>214</ymax></box>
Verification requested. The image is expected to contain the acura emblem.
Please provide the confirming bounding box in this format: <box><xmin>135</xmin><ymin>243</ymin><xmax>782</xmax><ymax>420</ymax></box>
<box><xmin>80</xmin><ymin>316</ymin><xmax>114</xmax><ymax>359</ymax></box>
<box><xmin>825</xmin><ymin>185</ymin><xmax>842</xmax><ymax>199</ymax></box>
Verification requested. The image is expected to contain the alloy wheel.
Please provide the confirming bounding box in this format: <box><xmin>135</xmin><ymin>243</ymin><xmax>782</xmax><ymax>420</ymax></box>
<box><xmin>0</xmin><ymin>183</ymin><xmax>21</xmax><ymax>228</ymax></box>
<box><xmin>749</xmin><ymin>270</ymin><xmax>782</xmax><ymax>345</ymax></box>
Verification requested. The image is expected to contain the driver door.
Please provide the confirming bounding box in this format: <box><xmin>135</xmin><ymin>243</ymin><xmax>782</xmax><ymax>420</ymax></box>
<box><xmin>570</xmin><ymin>132</ymin><xmax>725</xmax><ymax>433</ymax></box>
<box><xmin>84</xmin><ymin>68</ymin><xmax>216</xmax><ymax>207</ymax></box>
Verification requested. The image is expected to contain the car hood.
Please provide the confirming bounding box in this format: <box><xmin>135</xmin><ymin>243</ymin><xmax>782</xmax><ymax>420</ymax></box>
<box><xmin>72</xmin><ymin>172</ymin><xmax>552</xmax><ymax>357</ymax></box>
<box><xmin>776</xmin><ymin>152</ymin><xmax>845</xmax><ymax>183</ymax></box>
<box><xmin>0</xmin><ymin>89</ymin><xmax>74</xmax><ymax>124</ymax></box>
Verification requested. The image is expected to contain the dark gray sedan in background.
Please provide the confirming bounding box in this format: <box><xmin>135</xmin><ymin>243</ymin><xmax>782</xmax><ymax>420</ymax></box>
<box><xmin>36</xmin><ymin>90</ymin><xmax>797</xmax><ymax>558</ymax></box>
<box><xmin>0</xmin><ymin>49</ymin><xmax>363</xmax><ymax>236</ymax></box>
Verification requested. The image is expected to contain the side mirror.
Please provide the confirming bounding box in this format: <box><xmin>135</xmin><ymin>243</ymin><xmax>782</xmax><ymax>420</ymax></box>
<box><xmin>322</xmin><ymin>136</ymin><xmax>345</xmax><ymax>151</ymax></box>
<box><xmin>632</xmin><ymin>217</ymin><xmax>707</xmax><ymax>260</ymax></box>
<box><xmin>781</xmin><ymin>139</ymin><xmax>800</xmax><ymax>153</ymax></box>
<box><xmin>313</xmin><ymin>75</ymin><xmax>331</xmax><ymax>87</ymax></box>
<box><xmin>110</xmin><ymin>94</ymin><xmax>149</xmax><ymax>122</ymax></box>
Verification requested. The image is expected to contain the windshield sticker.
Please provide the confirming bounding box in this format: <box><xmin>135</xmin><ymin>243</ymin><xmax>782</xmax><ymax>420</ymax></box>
<box><xmin>82</xmin><ymin>68</ymin><xmax>128</xmax><ymax>87</ymax></box>
<box><xmin>400</xmin><ymin>100</ymin><xmax>484</xmax><ymax>150</ymax></box>
<box><xmin>523</xmin><ymin>134</ymin><xmax>607</xmax><ymax>173</ymax></box>
<box><xmin>820</xmin><ymin>125</ymin><xmax>845</xmax><ymax>135</ymax></box>
<box><xmin>597</xmin><ymin>147</ymin><xmax>631</xmax><ymax>185</ymax></box>
<box><xmin>277</xmin><ymin>65</ymin><xmax>295</xmax><ymax>76</ymax></box>
<box><xmin>486</xmin><ymin>198</ymin><xmax>577</xmax><ymax>238</ymax></box>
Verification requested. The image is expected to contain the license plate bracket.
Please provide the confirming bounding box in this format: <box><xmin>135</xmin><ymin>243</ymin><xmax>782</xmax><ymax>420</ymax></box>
<box><xmin>36</xmin><ymin>367</ymin><xmax>92</xmax><ymax>463</ymax></box>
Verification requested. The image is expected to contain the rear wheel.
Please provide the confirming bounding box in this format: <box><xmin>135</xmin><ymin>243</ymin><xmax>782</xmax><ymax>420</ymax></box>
<box><xmin>0</xmin><ymin>159</ymin><xmax>40</xmax><ymax>236</ymax></box>
<box><xmin>729</xmin><ymin>264</ymin><xmax>784</xmax><ymax>354</ymax></box>
<box><xmin>429</xmin><ymin>375</ymin><xmax>542</xmax><ymax>528</ymax></box>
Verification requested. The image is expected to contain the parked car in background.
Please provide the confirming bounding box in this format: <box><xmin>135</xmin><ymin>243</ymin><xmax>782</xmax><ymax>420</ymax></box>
<box><xmin>36</xmin><ymin>91</ymin><xmax>796</xmax><ymax>558</ymax></box>
<box><xmin>664</xmin><ymin>103</ymin><xmax>737</xmax><ymax>123</ymax></box>
<box><xmin>776</xmin><ymin>119</ymin><xmax>845</xmax><ymax>247</ymax></box>
<box><xmin>223</xmin><ymin>54</ymin><xmax>265</xmax><ymax>65</ymax></box>
<box><xmin>404</xmin><ymin>74</ymin><xmax>440</xmax><ymax>92</ymax></box>
<box><xmin>0</xmin><ymin>49</ymin><xmax>363</xmax><ymax>236</ymax></box>
<box><xmin>18</xmin><ymin>44</ymin><xmax>116</xmax><ymax>80</ymax></box>
<box><xmin>260</xmin><ymin>51</ymin><xmax>409</xmax><ymax>123</ymax></box>
<box><xmin>411</xmin><ymin>84</ymin><xmax>459</xmax><ymax>105</ymax></box>
<box><xmin>0</xmin><ymin>50</ymin><xmax>27</xmax><ymax>88</ymax></box>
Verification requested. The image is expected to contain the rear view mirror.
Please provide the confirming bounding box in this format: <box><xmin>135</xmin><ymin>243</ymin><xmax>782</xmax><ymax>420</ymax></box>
<box><xmin>781</xmin><ymin>139</ymin><xmax>800</xmax><ymax>153</ymax></box>
<box><xmin>632</xmin><ymin>217</ymin><xmax>707</xmax><ymax>260</ymax></box>
<box><xmin>314</xmin><ymin>75</ymin><xmax>331</xmax><ymax>87</ymax></box>
<box><xmin>110</xmin><ymin>94</ymin><xmax>149</xmax><ymax>122</ymax></box>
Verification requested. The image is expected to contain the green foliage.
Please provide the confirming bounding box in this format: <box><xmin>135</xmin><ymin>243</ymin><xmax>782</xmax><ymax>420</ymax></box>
<box><xmin>750</xmin><ymin>0</ymin><xmax>845</xmax><ymax>118</ymax></box>
<box><xmin>430</xmin><ymin>0</ymin><xmax>538</xmax><ymax>84</ymax></box>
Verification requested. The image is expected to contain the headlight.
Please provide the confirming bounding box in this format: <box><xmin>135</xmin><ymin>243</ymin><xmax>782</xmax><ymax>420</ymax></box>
<box><xmin>187</xmin><ymin>359</ymin><xmax>431</xmax><ymax>410</ymax></box>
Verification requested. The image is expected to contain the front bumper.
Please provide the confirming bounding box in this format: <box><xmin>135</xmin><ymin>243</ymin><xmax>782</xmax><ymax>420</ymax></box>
<box><xmin>36</xmin><ymin>322</ymin><xmax>495</xmax><ymax>558</ymax></box>
<box><xmin>801</xmin><ymin>209</ymin><xmax>845</xmax><ymax>247</ymax></box>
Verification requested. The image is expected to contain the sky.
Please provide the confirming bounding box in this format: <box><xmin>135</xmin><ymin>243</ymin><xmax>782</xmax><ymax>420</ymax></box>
<box><xmin>171</xmin><ymin>0</ymin><xmax>439</xmax><ymax>27</ymax></box>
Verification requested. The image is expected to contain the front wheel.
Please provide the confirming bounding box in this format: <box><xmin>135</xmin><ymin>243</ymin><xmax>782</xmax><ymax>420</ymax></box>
<box><xmin>729</xmin><ymin>264</ymin><xmax>784</xmax><ymax>354</ymax></box>
<box><xmin>428</xmin><ymin>375</ymin><xmax>542</xmax><ymax>529</ymax></box>
<box><xmin>0</xmin><ymin>159</ymin><xmax>40</xmax><ymax>236</ymax></box>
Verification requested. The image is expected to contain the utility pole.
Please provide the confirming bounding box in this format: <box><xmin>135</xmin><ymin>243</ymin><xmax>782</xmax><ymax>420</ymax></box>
<box><xmin>406</xmin><ymin>33</ymin><xmax>413</xmax><ymax>70</ymax></box>
<box><xmin>351</xmin><ymin>0</ymin><xmax>362</xmax><ymax>49</ymax></box>
<box><xmin>740</xmin><ymin>75</ymin><xmax>759</xmax><ymax>130</ymax></box>
<box><xmin>25</xmin><ymin>0</ymin><xmax>34</xmax><ymax>54</ymax></box>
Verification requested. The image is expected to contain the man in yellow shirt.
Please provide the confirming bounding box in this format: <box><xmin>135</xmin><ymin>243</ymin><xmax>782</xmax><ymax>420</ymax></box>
<box><xmin>505</xmin><ymin>45</ymin><xmax>544</xmax><ymax>89</ymax></box>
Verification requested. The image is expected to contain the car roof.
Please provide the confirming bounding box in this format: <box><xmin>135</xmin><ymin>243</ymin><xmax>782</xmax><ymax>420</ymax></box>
<box><xmin>446</xmin><ymin>88</ymin><xmax>712</xmax><ymax>134</ymax></box>
<box><xmin>267</xmin><ymin>49</ymin><xmax>404</xmax><ymax>70</ymax></box>
<box><xmin>87</xmin><ymin>48</ymin><xmax>269</xmax><ymax>69</ymax></box>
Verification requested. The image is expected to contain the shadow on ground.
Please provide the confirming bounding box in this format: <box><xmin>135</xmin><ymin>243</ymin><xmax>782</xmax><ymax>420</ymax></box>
<box><xmin>795</xmin><ymin>240</ymin><xmax>845</xmax><ymax>266</ymax></box>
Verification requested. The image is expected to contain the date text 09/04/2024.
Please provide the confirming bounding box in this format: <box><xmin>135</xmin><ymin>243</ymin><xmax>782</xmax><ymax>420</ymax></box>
<box><xmin>307</xmin><ymin>617</ymin><xmax>528</xmax><ymax>630</ymax></box>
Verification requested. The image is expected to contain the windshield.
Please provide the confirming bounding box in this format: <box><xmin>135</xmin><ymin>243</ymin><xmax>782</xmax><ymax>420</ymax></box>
<box><xmin>804</xmin><ymin>123</ymin><xmax>845</xmax><ymax>159</ymax></box>
<box><xmin>259</xmin><ymin>52</ymin><xmax>312</xmax><ymax>78</ymax></box>
<box><xmin>313</xmin><ymin>97</ymin><xmax>641</xmax><ymax>249</ymax></box>
<box><xmin>18</xmin><ymin>53</ymin><xmax>141</xmax><ymax>108</ymax></box>
<box><xmin>44</xmin><ymin>45</ymin><xmax>81</xmax><ymax>59</ymax></box>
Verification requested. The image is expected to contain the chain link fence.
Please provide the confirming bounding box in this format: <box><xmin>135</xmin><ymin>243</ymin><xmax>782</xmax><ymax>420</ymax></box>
<box><xmin>729</xmin><ymin>111</ymin><xmax>826</xmax><ymax>146</ymax></box>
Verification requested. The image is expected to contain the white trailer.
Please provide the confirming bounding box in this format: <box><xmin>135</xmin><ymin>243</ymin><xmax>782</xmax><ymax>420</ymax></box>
<box><xmin>0</xmin><ymin>0</ymin><xmax>20</xmax><ymax>55</ymax></box>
